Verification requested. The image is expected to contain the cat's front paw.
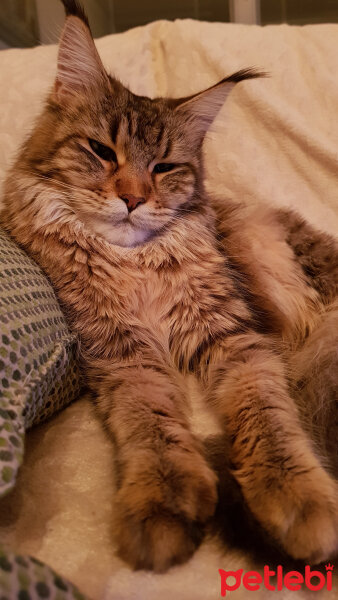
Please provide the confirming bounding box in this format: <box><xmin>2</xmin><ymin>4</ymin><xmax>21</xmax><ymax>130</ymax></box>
<box><xmin>241</xmin><ymin>463</ymin><xmax>338</xmax><ymax>563</ymax></box>
<box><xmin>276</xmin><ymin>470</ymin><xmax>338</xmax><ymax>563</ymax></box>
<box><xmin>114</xmin><ymin>449</ymin><xmax>218</xmax><ymax>571</ymax></box>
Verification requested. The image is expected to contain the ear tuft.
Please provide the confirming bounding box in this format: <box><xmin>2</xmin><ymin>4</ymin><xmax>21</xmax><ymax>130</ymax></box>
<box><xmin>60</xmin><ymin>0</ymin><xmax>90</xmax><ymax>27</ymax></box>
<box><xmin>172</xmin><ymin>67</ymin><xmax>266</xmax><ymax>140</ymax></box>
<box><xmin>54</xmin><ymin>5</ymin><xmax>108</xmax><ymax>102</ymax></box>
<box><xmin>222</xmin><ymin>67</ymin><xmax>267</xmax><ymax>84</ymax></box>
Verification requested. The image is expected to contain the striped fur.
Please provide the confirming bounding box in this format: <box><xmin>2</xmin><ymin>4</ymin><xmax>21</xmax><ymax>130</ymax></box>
<box><xmin>1</xmin><ymin>1</ymin><xmax>337</xmax><ymax>571</ymax></box>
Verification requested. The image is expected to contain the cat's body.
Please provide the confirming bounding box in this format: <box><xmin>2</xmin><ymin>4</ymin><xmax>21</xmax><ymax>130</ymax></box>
<box><xmin>1</xmin><ymin>0</ymin><xmax>337</xmax><ymax>572</ymax></box>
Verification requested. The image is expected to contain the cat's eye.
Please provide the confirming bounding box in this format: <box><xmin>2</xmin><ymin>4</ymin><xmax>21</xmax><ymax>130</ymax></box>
<box><xmin>153</xmin><ymin>163</ymin><xmax>176</xmax><ymax>174</ymax></box>
<box><xmin>88</xmin><ymin>139</ymin><xmax>117</xmax><ymax>162</ymax></box>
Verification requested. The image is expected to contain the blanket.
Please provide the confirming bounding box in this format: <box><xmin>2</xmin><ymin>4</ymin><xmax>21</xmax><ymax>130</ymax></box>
<box><xmin>0</xmin><ymin>18</ymin><xmax>337</xmax><ymax>600</ymax></box>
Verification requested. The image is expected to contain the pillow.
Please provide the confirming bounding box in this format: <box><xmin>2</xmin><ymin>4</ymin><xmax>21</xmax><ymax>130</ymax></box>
<box><xmin>0</xmin><ymin>228</ymin><xmax>81</xmax><ymax>496</ymax></box>
<box><xmin>0</xmin><ymin>544</ymin><xmax>89</xmax><ymax>600</ymax></box>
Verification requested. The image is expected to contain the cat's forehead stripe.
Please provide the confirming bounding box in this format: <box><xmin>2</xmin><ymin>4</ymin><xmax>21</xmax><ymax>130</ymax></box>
<box><xmin>110</xmin><ymin>118</ymin><xmax>120</xmax><ymax>144</ymax></box>
<box><xmin>116</xmin><ymin>149</ymin><xmax>126</xmax><ymax>166</ymax></box>
<box><xmin>162</xmin><ymin>138</ymin><xmax>172</xmax><ymax>160</ymax></box>
<box><xmin>125</xmin><ymin>110</ymin><xmax>137</xmax><ymax>137</ymax></box>
<box><xmin>156</xmin><ymin>124</ymin><xmax>165</xmax><ymax>146</ymax></box>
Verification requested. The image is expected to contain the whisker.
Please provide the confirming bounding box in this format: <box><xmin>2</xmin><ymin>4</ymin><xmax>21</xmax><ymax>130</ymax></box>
<box><xmin>5</xmin><ymin>168</ymin><xmax>239</xmax><ymax>242</ymax></box>
<box><xmin>23</xmin><ymin>172</ymin><xmax>97</xmax><ymax>196</ymax></box>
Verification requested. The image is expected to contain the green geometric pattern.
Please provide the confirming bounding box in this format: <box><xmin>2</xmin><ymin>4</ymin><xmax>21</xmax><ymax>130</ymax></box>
<box><xmin>0</xmin><ymin>545</ymin><xmax>89</xmax><ymax>600</ymax></box>
<box><xmin>0</xmin><ymin>228</ymin><xmax>81</xmax><ymax>497</ymax></box>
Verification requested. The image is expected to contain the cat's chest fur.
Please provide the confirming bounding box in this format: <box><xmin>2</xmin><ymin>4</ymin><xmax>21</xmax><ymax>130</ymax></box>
<box><xmin>68</xmin><ymin>232</ymin><xmax>251</xmax><ymax>367</ymax></box>
<box><xmin>118</xmin><ymin>267</ymin><xmax>170</xmax><ymax>332</ymax></box>
<box><xmin>36</xmin><ymin>218</ymin><xmax>246</xmax><ymax>366</ymax></box>
<box><xmin>93</xmin><ymin>243</ymin><xmax>229</xmax><ymax>327</ymax></box>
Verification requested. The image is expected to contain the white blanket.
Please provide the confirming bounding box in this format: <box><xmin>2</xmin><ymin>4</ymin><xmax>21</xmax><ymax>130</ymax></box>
<box><xmin>0</xmin><ymin>18</ymin><xmax>337</xmax><ymax>600</ymax></box>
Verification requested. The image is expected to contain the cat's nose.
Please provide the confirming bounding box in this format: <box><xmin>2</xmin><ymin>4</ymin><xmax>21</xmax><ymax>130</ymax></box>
<box><xmin>120</xmin><ymin>194</ymin><xmax>146</xmax><ymax>213</ymax></box>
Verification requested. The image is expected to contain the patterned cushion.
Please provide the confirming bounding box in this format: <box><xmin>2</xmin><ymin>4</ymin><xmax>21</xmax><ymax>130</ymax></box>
<box><xmin>0</xmin><ymin>228</ymin><xmax>81</xmax><ymax>496</ymax></box>
<box><xmin>0</xmin><ymin>545</ymin><xmax>89</xmax><ymax>600</ymax></box>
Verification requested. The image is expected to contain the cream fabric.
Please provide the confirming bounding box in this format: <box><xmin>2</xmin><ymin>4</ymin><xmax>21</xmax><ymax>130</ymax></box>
<box><xmin>0</xmin><ymin>18</ymin><xmax>337</xmax><ymax>600</ymax></box>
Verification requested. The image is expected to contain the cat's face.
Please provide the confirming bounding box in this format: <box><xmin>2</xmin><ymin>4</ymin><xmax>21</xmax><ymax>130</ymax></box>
<box><xmin>23</xmin><ymin>5</ymin><xmax>260</xmax><ymax>247</ymax></box>
<box><xmin>32</xmin><ymin>82</ymin><xmax>203</xmax><ymax>247</ymax></box>
<box><xmin>75</xmin><ymin>94</ymin><xmax>200</xmax><ymax>247</ymax></box>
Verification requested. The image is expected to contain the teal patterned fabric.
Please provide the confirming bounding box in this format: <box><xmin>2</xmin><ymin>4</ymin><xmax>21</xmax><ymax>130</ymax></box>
<box><xmin>0</xmin><ymin>545</ymin><xmax>89</xmax><ymax>600</ymax></box>
<box><xmin>0</xmin><ymin>228</ymin><xmax>81</xmax><ymax>497</ymax></box>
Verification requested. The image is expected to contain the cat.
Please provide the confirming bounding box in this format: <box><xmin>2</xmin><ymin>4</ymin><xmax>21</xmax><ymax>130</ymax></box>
<box><xmin>1</xmin><ymin>0</ymin><xmax>337</xmax><ymax>572</ymax></box>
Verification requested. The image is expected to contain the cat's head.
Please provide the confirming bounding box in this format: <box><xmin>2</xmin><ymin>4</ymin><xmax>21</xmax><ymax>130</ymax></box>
<box><xmin>23</xmin><ymin>0</ymin><xmax>262</xmax><ymax>247</ymax></box>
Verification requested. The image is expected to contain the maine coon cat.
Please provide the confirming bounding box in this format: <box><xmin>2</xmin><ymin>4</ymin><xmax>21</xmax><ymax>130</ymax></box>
<box><xmin>1</xmin><ymin>0</ymin><xmax>337</xmax><ymax>571</ymax></box>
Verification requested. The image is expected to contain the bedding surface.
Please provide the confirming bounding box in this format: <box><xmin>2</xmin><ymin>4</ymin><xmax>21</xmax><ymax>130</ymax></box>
<box><xmin>0</xmin><ymin>17</ymin><xmax>337</xmax><ymax>600</ymax></box>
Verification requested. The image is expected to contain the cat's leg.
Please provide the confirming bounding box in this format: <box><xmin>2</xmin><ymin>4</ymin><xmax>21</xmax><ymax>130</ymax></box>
<box><xmin>92</xmin><ymin>359</ymin><xmax>217</xmax><ymax>572</ymax></box>
<box><xmin>291</xmin><ymin>299</ymin><xmax>338</xmax><ymax>477</ymax></box>
<box><xmin>198</xmin><ymin>331</ymin><xmax>338</xmax><ymax>563</ymax></box>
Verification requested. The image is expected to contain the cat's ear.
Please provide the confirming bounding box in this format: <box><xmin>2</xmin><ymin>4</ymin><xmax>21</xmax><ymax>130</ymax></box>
<box><xmin>171</xmin><ymin>69</ymin><xmax>265</xmax><ymax>139</ymax></box>
<box><xmin>53</xmin><ymin>0</ymin><xmax>109</xmax><ymax>102</ymax></box>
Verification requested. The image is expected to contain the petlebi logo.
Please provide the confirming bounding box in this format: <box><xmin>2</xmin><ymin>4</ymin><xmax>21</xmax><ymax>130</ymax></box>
<box><xmin>219</xmin><ymin>563</ymin><xmax>334</xmax><ymax>596</ymax></box>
